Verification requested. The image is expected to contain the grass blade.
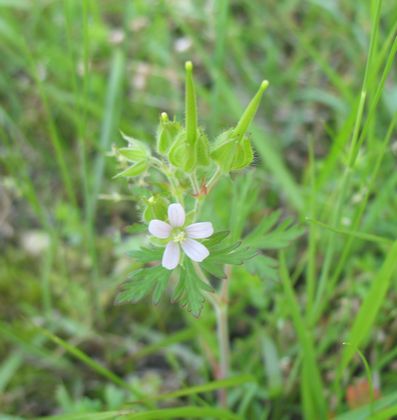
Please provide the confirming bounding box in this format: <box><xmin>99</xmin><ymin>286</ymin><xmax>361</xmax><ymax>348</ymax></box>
<box><xmin>42</xmin><ymin>406</ymin><xmax>243</xmax><ymax>420</ymax></box>
<box><xmin>279</xmin><ymin>252</ymin><xmax>327</xmax><ymax>419</ymax></box>
<box><xmin>129</xmin><ymin>374</ymin><xmax>255</xmax><ymax>403</ymax></box>
<box><xmin>338</xmin><ymin>241</ymin><xmax>397</xmax><ymax>374</ymax></box>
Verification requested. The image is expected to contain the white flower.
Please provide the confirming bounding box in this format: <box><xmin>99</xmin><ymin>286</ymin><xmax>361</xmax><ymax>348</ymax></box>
<box><xmin>148</xmin><ymin>203</ymin><xmax>213</xmax><ymax>270</ymax></box>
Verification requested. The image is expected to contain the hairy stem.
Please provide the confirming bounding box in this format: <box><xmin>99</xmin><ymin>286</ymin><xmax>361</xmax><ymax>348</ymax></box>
<box><xmin>215</xmin><ymin>265</ymin><xmax>231</xmax><ymax>407</ymax></box>
<box><xmin>151</xmin><ymin>157</ymin><xmax>183</xmax><ymax>204</ymax></box>
<box><xmin>193</xmin><ymin>262</ymin><xmax>231</xmax><ymax>407</ymax></box>
<box><xmin>206</xmin><ymin>166</ymin><xmax>222</xmax><ymax>192</ymax></box>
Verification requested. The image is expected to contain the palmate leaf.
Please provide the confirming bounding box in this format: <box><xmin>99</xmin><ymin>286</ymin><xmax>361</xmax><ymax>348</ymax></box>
<box><xmin>245</xmin><ymin>254</ymin><xmax>278</xmax><ymax>281</ymax></box>
<box><xmin>244</xmin><ymin>210</ymin><xmax>304</xmax><ymax>250</ymax></box>
<box><xmin>201</xmin><ymin>235</ymin><xmax>257</xmax><ymax>279</ymax></box>
<box><xmin>115</xmin><ymin>265</ymin><xmax>171</xmax><ymax>305</ymax></box>
<box><xmin>172</xmin><ymin>260</ymin><xmax>214</xmax><ymax>318</ymax></box>
<box><xmin>127</xmin><ymin>246</ymin><xmax>163</xmax><ymax>263</ymax></box>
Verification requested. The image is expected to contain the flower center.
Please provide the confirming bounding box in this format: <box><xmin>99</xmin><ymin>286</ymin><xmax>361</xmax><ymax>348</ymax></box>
<box><xmin>172</xmin><ymin>228</ymin><xmax>186</xmax><ymax>243</ymax></box>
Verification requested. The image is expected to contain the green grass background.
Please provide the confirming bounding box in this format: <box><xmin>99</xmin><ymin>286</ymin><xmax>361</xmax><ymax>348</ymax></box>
<box><xmin>1</xmin><ymin>0</ymin><xmax>397</xmax><ymax>418</ymax></box>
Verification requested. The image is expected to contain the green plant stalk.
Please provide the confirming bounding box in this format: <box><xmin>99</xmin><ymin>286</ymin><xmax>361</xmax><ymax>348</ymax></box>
<box><xmin>305</xmin><ymin>136</ymin><xmax>317</xmax><ymax>315</ymax></box>
<box><xmin>192</xmin><ymin>243</ymin><xmax>231</xmax><ymax>408</ymax></box>
<box><xmin>342</xmin><ymin>343</ymin><xmax>376</xmax><ymax>415</ymax></box>
<box><xmin>151</xmin><ymin>157</ymin><xmax>183</xmax><ymax>204</ymax></box>
<box><xmin>215</xmin><ymin>266</ymin><xmax>231</xmax><ymax>407</ymax></box>
<box><xmin>21</xmin><ymin>38</ymin><xmax>77</xmax><ymax>208</ymax></box>
<box><xmin>64</xmin><ymin>1</ymin><xmax>99</xmax><ymax>324</ymax></box>
<box><xmin>310</xmin><ymin>90</ymin><xmax>366</xmax><ymax>324</ymax></box>
<box><xmin>190</xmin><ymin>172</ymin><xmax>201</xmax><ymax>214</ymax></box>
<box><xmin>209</xmin><ymin>0</ymin><xmax>229</xmax><ymax>135</ymax></box>
<box><xmin>206</xmin><ymin>166</ymin><xmax>222</xmax><ymax>192</ymax></box>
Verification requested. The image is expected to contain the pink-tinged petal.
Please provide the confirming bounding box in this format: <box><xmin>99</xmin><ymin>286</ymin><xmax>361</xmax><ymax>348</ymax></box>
<box><xmin>168</xmin><ymin>203</ymin><xmax>185</xmax><ymax>227</ymax></box>
<box><xmin>148</xmin><ymin>220</ymin><xmax>172</xmax><ymax>239</ymax></box>
<box><xmin>185</xmin><ymin>222</ymin><xmax>214</xmax><ymax>239</ymax></box>
<box><xmin>181</xmin><ymin>238</ymin><xmax>209</xmax><ymax>262</ymax></box>
<box><xmin>162</xmin><ymin>241</ymin><xmax>180</xmax><ymax>270</ymax></box>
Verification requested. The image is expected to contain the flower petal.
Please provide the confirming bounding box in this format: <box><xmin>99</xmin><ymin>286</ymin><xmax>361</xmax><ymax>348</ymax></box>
<box><xmin>162</xmin><ymin>241</ymin><xmax>180</xmax><ymax>270</ymax></box>
<box><xmin>185</xmin><ymin>222</ymin><xmax>214</xmax><ymax>239</ymax></box>
<box><xmin>168</xmin><ymin>203</ymin><xmax>185</xmax><ymax>227</ymax></box>
<box><xmin>181</xmin><ymin>238</ymin><xmax>209</xmax><ymax>262</ymax></box>
<box><xmin>148</xmin><ymin>220</ymin><xmax>172</xmax><ymax>239</ymax></box>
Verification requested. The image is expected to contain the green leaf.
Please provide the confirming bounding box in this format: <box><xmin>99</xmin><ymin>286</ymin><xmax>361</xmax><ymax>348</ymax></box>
<box><xmin>116</xmin><ymin>265</ymin><xmax>171</xmax><ymax>305</ymax></box>
<box><xmin>202</xmin><ymin>230</ymin><xmax>230</xmax><ymax>248</ymax></box>
<box><xmin>127</xmin><ymin>246</ymin><xmax>163</xmax><ymax>263</ymax></box>
<box><xmin>207</xmin><ymin>243</ymin><xmax>257</xmax><ymax>265</ymax></box>
<box><xmin>261</xmin><ymin>334</ymin><xmax>283</xmax><ymax>397</ymax></box>
<box><xmin>279</xmin><ymin>252</ymin><xmax>327</xmax><ymax>419</ymax></box>
<box><xmin>244</xmin><ymin>211</ymin><xmax>304</xmax><ymax>250</ymax></box>
<box><xmin>201</xmin><ymin>260</ymin><xmax>225</xmax><ymax>278</ymax></box>
<box><xmin>124</xmin><ymin>224</ymin><xmax>147</xmax><ymax>234</ymax></box>
<box><xmin>202</xmin><ymin>239</ymin><xmax>256</xmax><ymax>279</ymax></box>
<box><xmin>113</xmin><ymin>161</ymin><xmax>148</xmax><ymax>178</ymax></box>
<box><xmin>38</xmin><ymin>328</ymin><xmax>131</xmax><ymax>391</ymax></box>
<box><xmin>245</xmin><ymin>254</ymin><xmax>278</xmax><ymax>281</ymax></box>
<box><xmin>119</xmin><ymin>132</ymin><xmax>150</xmax><ymax>158</ymax></box>
<box><xmin>152</xmin><ymin>276</ymin><xmax>169</xmax><ymax>305</ymax></box>
<box><xmin>339</xmin><ymin>241</ymin><xmax>397</xmax><ymax>374</ymax></box>
<box><xmin>333</xmin><ymin>391</ymin><xmax>397</xmax><ymax>420</ymax></box>
<box><xmin>172</xmin><ymin>260</ymin><xmax>213</xmax><ymax>317</ymax></box>
<box><xmin>41</xmin><ymin>406</ymin><xmax>243</xmax><ymax>420</ymax></box>
<box><xmin>208</xmin><ymin>241</ymin><xmax>240</xmax><ymax>255</ymax></box>
<box><xmin>137</xmin><ymin>374</ymin><xmax>255</xmax><ymax>402</ymax></box>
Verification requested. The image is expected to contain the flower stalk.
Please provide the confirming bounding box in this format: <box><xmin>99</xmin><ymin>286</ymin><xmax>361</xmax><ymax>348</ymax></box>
<box><xmin>215</xmin><ymin>268</ymin><xmax>231</xmax><ymax>407</ymax></box>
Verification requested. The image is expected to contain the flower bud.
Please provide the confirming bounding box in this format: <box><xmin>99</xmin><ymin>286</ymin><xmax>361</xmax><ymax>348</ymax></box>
<box><xmin>142</xmin><ymin>195</ymin><xmax>168</xmax><ymax>223</ymax></box>
<box><xmin>156</xmin><ymin>112</ymin><xmax>182</xmax><ymax>155</ymax></box>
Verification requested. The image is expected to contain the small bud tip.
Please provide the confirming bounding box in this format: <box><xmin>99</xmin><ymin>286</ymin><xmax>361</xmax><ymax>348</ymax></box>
<box><xmin>160</xmin><ymin>112</ymin><xmax>168</xmax><ymax>121</ymax></box>
<box><xmin>185</xmin><ymin>61</ymin><xmax>193</xmax><ymax>71</ymax></box>
<box><xmin>260</xmin><ymin>80</ymin><xmax>269</xmax><ymax>91</ymax></box>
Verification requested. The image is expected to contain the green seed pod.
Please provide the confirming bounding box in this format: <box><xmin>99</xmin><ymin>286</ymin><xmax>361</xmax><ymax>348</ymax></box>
<box><xmin>185</xmin><ymin>61</ymin><xmax>197</xmax><ymax>148</ymax></box>
<box><xmin>168</xmin><ymin>129</ymin><xmax>197</xmax><ymax>172</ymax></box>
<box><xmin>231</xmin><ymin>136</ymin><xmax>254</xmax><ymax>170</ymax></box>
<box><xmin>167</xmin><ymin>63</ymin><xmax>211</xmax><ymax>171</ymax></box>
<box><xmin>156</xmin><ymin>112</ymin><xmax>182</xmax><ymax>155</ymax></box>
<box><xmin>196</xmin><ymin>129</ymin><xmax>210</xmax><ymax>167</ymax></box>
<box><xmin>210</xmin><ymin>128</ymin><xmax>237</xmax><ymax>172</ymax></box>
<box><xmin>211</xmin><ymin>131</ymin><xmax>254</xmax><ymax>172</ymax></box>
<box><xmin>234</xmin><ymin>80</ymin><xmax>269</xmax><ymax>142</ymax></box>
<box><xmin>211</xmin><ymin>80</ymin><xmax>268</xmax><ymax>173</ymax></box>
